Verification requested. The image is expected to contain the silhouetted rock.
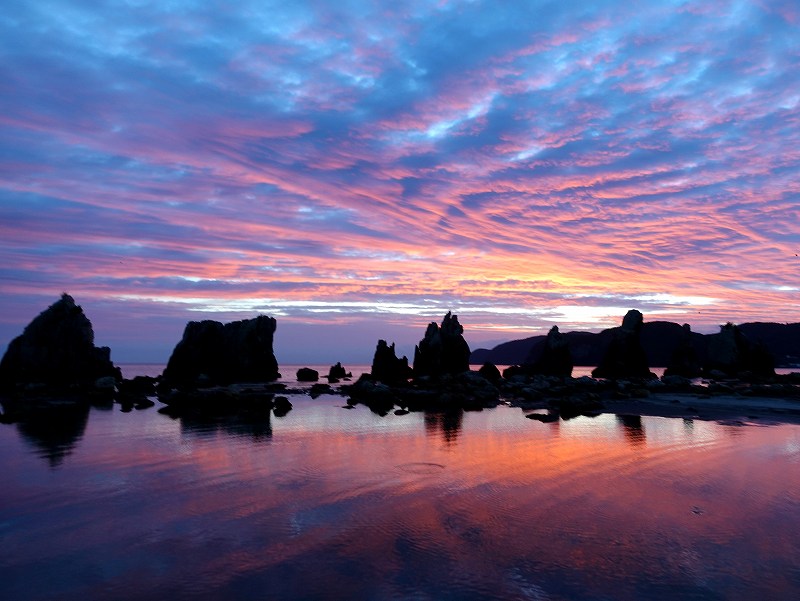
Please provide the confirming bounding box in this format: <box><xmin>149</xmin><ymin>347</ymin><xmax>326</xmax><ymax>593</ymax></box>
<box><xmin>502</xmin><ymin>364</ymin><xmax>528</xmax><ymax>379</ymax></box>
<box><xmin>347</xmin><ymin>375</ymin><xmax>401</xmax><ymax>414</ymax></box>
<box><xmin>704</xmin><ymin>323</ymin><xmax>775</xmax><ymax>378</ymax></box>
<box><xmin>592</xmin><ymin>310</ymin><xmax>655</xmax><ymax>379</ymax></box>
<box><xmin>526</xmin><ymin>411</ymin><xmax>559</xmax><ymax>423</ymax></box>
<box><xmin>118</xmin><ymin>376</ymin><xmax>157</xmax><ymax>397</ymax></box>
<box><xmin>297</xmin><ymin>367</ymin><xmax>319</xmax><ymax>382</ymax></box>
<box><xmin>529</xmin><ymin>326</ymin><xmax>573</xmax><ymax>377</ymax></box>
<box><xmin>0</xmin><ymin>294</ymin><xmax>121</xmax><ymax>394</ymax></box>
<box><xmin>273</xmin><ymin>396</ymin><xmax>292</xmax><ymax>417</ymax></box>
<box><xmin>478</xmin><ymin>362</ymin><xmax>502</xmax><ymax>383</ymax></box>
<box><xmin>310</xmin><ymin>383</ymin><xmax>334</xmax><ymax>398</ymax></box>
<box><xmin>157</xmin><ymin>384</ymin><xmax>276</xmax><ymax>418</ymax></box>
<box><xmin>327</xmin><ymin>362</ymin><xmax>351</xmax><ymax>382</ymax></box>
<box><xmin>161</xmin><ymin>315</ymin><xmax>280</xmax><ymax>388</ymax></box>
<box><xmin>413</xmin><ymin>312</ymin><xmax>471</xmax><ymax>378</ymax></box>
<box><xmin>370</xmin><ymin>340</ymin><xmax>412</xmax><ymax>384</ymax></box>
<box><xmin>664</xmin><ymin>324</ymin><xmax>702</xmax><ymax>378</ymax></box>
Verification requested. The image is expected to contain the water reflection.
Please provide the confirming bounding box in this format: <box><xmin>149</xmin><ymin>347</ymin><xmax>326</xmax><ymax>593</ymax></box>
<box><xmin>1</xmin><ymin>402</ymin><xmax>799</xmax><ymax>601</ymax></box>
<box><xmin>176</xmin><ymin>412</ymin><xmax>273</xmax><ymax>442</ymax></box>
<box><xmin>14</xmin><ymin>403</ymin><xmax>90</xmax><ymax>468</ymax></box>
<box><xmin>617</xmin><ymin>414</ymin><xmax>646</xmax><ymax>447</ymax></box>
<box><xmin>423</xmin><ymin>408</ymin><xmax>463</xmax><ymax>445</ymax></box>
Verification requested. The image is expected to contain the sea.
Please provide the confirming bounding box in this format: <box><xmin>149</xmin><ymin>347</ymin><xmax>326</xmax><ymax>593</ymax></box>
<box><xmin>1</xmin><ymin>365</ymin><xmax>799</xmax><ymax>600</ymax></box>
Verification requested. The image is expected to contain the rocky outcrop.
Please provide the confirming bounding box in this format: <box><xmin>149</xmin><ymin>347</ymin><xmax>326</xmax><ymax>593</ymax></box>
<box><xmin>370</xmin><ymin>340</ymin><xmax>412</xmax><ymax>384</ymax></box>
<box><xmin>327</xmin><ymin>362</ymin><xmax>351</xmax><ymax>382</ymax></box>
<box><xmin>0</xmin><ymin>294</ymin><xmax>121</xmax><ymax>394</ymax></box>
<box><xmin>161</xmin><ymin>316</ymin><xmax>280</xmax><ymax>388</ymax></box>
<box><xmin>664</xmin><ymin>324</ymin><xmax>702</xmax><ymax>378</ymax></box>
<box><xmin>413</xmin><ymin>312</ymin><xmax>470</xmax><ymax>378</ymax></box>
<box><xmin>592</xmin><ymin>310</ymin><xmax>655</xmax><ymax>379</ymax></box>
<box><xmin>528</xmin><ymin>326</ymin><xmax>573</xmax><ymax>377</ymax></box>
<box><xmin>704</xmin><ymin>323</ymin><xmax>774</xmax><ymax>378</ymax></box>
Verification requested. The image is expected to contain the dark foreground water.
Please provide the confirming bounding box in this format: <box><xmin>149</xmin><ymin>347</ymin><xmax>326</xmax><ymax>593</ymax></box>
<box><xmin>1</xmin><ymin>394</ymin><xmax>799</xmax><ymax>601</ymax></box>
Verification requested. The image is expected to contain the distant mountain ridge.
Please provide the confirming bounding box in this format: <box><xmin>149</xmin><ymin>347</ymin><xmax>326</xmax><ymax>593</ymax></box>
<box><xmin>470</xmin><ymin>321</ymin><xmax>800</xmax><ymax>368</ymax></box>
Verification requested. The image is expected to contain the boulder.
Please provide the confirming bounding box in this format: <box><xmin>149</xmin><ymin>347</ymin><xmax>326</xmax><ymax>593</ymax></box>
<box><xmin>370</xmin><ymin>340</ymin><xmax>412</xmax><ymax>384</ymax></box>
<box><xmin>591</xmin><ymin>310</ymin><xmax>655</xmax><ymax>379</ymax></box>
<box><xmin>161</xmin><ymin>315</ymin><xmax>280</xmax><ymax>388</ymax></box>
<box><xmin>296</xmin><ymin>367</ymin><xmax>319</xmax><ymax>382</ymax></box>
<box><xmin>413</xmin><ymin>312</ymin><xmax>471</xmax><ymax>378</ymax></box>
<box><xmin>664</xmin><ymin>324</ymin><xmax>702</xmax><ymax>378</ymax></box>
<box><xmin>273</xmin><ymin>396</ymin><xmax>292</xmax><ymax>417</ymax></box>
<box><xmin>478</xmin><ymin>362</ymin><xmax>502</xmax><ymax>383</ymax></box>
<box><xmin>528</xmin><ymin>326</ymin><xmax>573</xmax><ymax>377</ymax></box>
<box><xmin>0</xmin><ymin>294</ymin><xmax>121</xmax><ymax>393</ymax></box>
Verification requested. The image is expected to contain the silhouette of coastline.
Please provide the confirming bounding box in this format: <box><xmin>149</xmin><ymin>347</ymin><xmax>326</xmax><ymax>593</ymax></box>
<box><xmin>1</xmin><ymin>295</ymin><xmax>800</xmax><ymax>431</ymax></box>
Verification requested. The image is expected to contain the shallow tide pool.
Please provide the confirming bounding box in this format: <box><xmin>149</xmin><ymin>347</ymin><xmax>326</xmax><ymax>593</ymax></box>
<box><xmin>1</xmin><ymin>396</ymin><xmax>799</xmax><ymax>600</ymax></box>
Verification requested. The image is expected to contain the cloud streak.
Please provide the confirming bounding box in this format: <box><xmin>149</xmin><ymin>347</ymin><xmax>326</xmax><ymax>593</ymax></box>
<box><xmin>1</xmin><ymin>0</ymin><xmax>799</xmax><ymax>362</ymax></box>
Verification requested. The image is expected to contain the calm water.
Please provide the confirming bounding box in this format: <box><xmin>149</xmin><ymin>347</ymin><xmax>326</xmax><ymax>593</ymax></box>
<box><xmin>2</xmin><ymin>385</ymin><xmax>800</xmax><ymax>600</ymax></box>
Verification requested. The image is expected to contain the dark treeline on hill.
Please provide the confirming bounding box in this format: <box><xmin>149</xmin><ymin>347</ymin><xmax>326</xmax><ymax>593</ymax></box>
<box><xmin>471</xmin><ymin>321</ymin><xmax>800</xmax><ymax>368</ymax></box>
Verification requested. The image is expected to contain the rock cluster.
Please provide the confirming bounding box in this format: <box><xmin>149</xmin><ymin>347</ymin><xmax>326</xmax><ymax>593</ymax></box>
<box><xmin>161</xmin><ymin>316</ymin><xmax>280</xmax><ymax>388</ymax></box>
<box><xmin>413</xmin><ymin>312</ymin><xmax>471</xmax><ymax>378</ymax></box>
<box><xmin>0</xmin><ymin>294</ymin><xmax>121</xmax><ymax>394</ymax></box>
<box><xmin>592</xmin><ymin>310</ymin><xmax>655</xmax><ymax>379</ymax></box>
<box><xmin>704</xmin><ymin>323</ymin><xmax>774</xmax><ymax>377</ymax></box>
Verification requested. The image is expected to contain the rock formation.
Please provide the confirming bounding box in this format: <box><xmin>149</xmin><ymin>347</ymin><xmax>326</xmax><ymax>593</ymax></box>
<box><xmin>296</xmin><ymin>367</ymin><xmax>319</xmax><ymax>382</ymax></box>
<box><xmin>478</xmin><ymin>362</ymin><xmax>502</xmax><ymax>383</ymax></box>
<box><xmin>704</xmin><ymin>323</ymin><xmax>774</xmax><ymax>377</ymax></box>
<box><xmin>327</xmin><ymin>362</ymin><xmax>351</xmax><ymax>382</ymax></box>
<box><xmin>592</xmin><ymin>310</ymin><xmax>655</xmax><ymax>379</ymax></box>
<box><xmin>370</xmin><ymin>340</ymin><xmax>412</xmax><ymax>384</ymax></box>
<box><xmin>413</xmin><ymin>312</ymin><xmax>470</xmax><ymax>378</ymax></box>
<box><xmin>0</xmin><ymin>293</ymin><xmax>121</xmax><ymax>393</ymax></box>
<box><xmin>528</xmin><ymin>326</ymin><xmax>573</xmax><ymax>377</ymax></box>
<box><xmin>664</xmin><ymin>324</ymin><xmax>702</xmax><ymax>378</ymax></box>
<box><xmin>161</xmin><ymin>315</ymin><xmax>280</xmax><ymax>388</ymax></box>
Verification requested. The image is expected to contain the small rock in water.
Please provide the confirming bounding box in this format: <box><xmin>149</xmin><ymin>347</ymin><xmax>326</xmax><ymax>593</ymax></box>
<box><xmin>526</xmin><ymin>412</ymin><xmax>559</xmax><ymax>423</ymax></box>
<box><xmin>273</xmin><ymin>396</ymin><xmax>292</xmax><ymax>417</ymax></box>
<box><xmin>296</xmin><ymin>367</ymin><xmax>319</xmax><ymax>382</ymax></box>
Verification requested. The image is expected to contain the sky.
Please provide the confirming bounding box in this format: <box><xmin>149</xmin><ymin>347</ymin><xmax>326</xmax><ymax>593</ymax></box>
<box><xmin>1</xmin><ymin>0</ymin><xmax>799</xmax><ymax>365</ymax></box>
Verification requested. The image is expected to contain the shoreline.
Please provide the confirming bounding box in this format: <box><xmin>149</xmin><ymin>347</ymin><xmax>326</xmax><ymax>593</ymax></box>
<box><xmin>4</xmin><ymin>368</ymin><xmax>800</xmax><ymax>427</ymax></box>
<box><xmin>550</xmin><ymin>392</ymin><xmax>800</xmax><ymax>426</ymax></box>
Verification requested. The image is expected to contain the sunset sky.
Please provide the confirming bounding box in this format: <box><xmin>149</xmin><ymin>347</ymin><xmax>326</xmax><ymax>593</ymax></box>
<box><xmin>1</xmin><ymin>0</ymin><xmax>799</xmax><ymax>364</ymax></box>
